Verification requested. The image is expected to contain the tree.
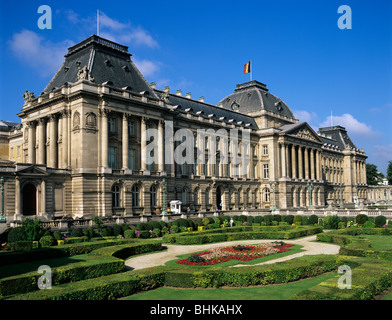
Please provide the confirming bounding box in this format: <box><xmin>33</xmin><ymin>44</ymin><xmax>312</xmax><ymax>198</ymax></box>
<box><xmin>366</xmin><ymin>163</ymin><xmax>384</xmax><ymax>185</ymax></box>
<box><xmin>387</xmin><ymin>160</ymin><xmax>392</xmax><ymax>185</ymax></box>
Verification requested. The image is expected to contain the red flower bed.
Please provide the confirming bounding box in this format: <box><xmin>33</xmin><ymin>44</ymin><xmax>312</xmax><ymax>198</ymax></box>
<box><xmin>176</xmin><ymin>243</ymin><xmax>294</xmax><ymax>266</ymax></box>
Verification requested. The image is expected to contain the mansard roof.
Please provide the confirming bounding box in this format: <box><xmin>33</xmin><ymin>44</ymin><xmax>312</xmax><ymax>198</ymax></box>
<box><xmin>318</xmin><ymin>126</ymin><xmax>358</xmax><ymax>151</ymax></box>
<box><xmin>43</xmin><ymin>35</ymin><xmax>157</xmax><ymax>98</ymax></box>
<box><xmin>217</xmin><ymin>80</ymin><xmax>295</xmax><ymax>120</ymax></box>
<box><xmin>154</xmin><ymin>90</ymin><xmax>258</xmax><ymax>128</ymax></box>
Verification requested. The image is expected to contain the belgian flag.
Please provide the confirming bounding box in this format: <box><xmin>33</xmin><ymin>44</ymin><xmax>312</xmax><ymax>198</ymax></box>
<box><xmin>243</xmin><ymin>61</ymin><xmax>251</xmax><ymax>74</ymax></box>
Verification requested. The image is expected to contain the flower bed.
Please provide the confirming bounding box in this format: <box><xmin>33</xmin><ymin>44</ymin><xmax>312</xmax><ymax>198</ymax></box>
<box><xmin>176</xmin><ymin>242</ymin><xmax>294</xmax><ymax>266</ymax></box>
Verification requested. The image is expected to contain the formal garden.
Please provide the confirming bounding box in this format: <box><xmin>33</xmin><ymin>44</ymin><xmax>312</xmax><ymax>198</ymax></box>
<box><xmin>0</xmin><ymin>213</ymin><xmax>392</xmax><ymax>300</ymax></box>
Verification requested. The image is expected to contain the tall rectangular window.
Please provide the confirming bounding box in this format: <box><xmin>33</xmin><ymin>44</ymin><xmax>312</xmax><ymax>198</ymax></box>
<box><xmin>108</xmin><ymin>147</ymin><xmax>116</xmax><ymax>169</ymax></box>
<box><xmin>263</xmin><ymin>145</ymin><xmax>268</xmax><ymax>155</ymax></box>
<box><xmin>263</xmin><ymin>164</ymin><xmax>269</xmax><ymax>179</ymax></box>
<box><xmin>108</xmin><ymin>118</ymin><xmax>116</xmax><ymax>133</ymax></box>
<box><xmin>128</xmin><ymin>121</ymin><xmax>135</xmax><ymax>136</ymax></box>
<box><xmin>128</xmin><ymin>149</ymin><xmax>136</xmax><ymax>170</ymax></box>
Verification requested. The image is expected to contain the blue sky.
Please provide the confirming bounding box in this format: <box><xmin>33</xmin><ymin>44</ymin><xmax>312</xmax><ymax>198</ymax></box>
<box><xmin>0</xmin><ymin>0</ymin><xmax>391</xmax><ymax>174</ymax></box>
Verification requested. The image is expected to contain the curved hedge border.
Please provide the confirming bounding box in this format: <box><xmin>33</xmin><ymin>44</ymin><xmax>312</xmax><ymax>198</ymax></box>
<box><xmin>162</xmin><ymin>226</ymin><xmax>323</xmax><ymax>245</ymax></box>
<box><xmin>316</xmin><ymin>228</ymin><xmax>392</xmax><ymax>261</ymax></box>
<box><xmin>0</xmin><ymin>238</ymin><xmax>142</xmax><ymax>267</ymax></box>
<box><xmin>8</xmin><ymin>255</ymin><xmax>354</xmax><ymax>300</ymax></box>
<box><xmin>0</xmin><ymin>241</ymin><xmax>163</xmax><ymax>298</ymax></box>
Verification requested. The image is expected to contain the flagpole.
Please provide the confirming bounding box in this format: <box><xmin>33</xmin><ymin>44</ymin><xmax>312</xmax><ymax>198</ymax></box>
<box><xmin>250</xmin><ymin>60</ymin><xmax>252</xmax><ymax>81</ymax></box>
<box><xmin>97</xmin><ymin>9</ymin><xmax>100</xmax><ymax>36</ymax></box>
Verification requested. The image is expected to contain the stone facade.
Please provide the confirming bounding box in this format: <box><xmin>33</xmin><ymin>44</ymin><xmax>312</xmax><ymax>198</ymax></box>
<box><xmin>0</xmin><ymin>35</ymin><xmax>371</xmax><ymax>222</ymax></box>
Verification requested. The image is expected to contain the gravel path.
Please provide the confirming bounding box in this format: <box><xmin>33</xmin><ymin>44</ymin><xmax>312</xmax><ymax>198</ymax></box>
<box><xmin>124</xmin><ymin>235</ymin><xmax>340</xmax><ymax>270</ymax></box>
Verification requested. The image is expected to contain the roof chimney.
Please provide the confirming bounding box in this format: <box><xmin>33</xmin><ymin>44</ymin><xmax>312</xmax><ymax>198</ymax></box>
<box><xmin>150</xmin><ymin>82</ymin><xmax>156</xmax><ymax>89</ymax></box>
<box><xmin>185</xmin><ymin>92</ymin><xmax>191</xmax><ymax>99</ymax></box>
<box><xmin>176</xmin><ymin>89</ymin><xmax>182</xmax><ymax>96</ymax></box>
<box><xmin>199</xmin><ymin>96</ymin><xmax>205</xmax><ymax>102</ymax></box>
<box><xmin>163</xmin><ymin>86</ymin><xmax>170</xmax><ymax>93</ymax></box>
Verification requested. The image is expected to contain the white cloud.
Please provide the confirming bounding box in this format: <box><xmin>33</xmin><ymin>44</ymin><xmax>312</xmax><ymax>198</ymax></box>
<box><xmin>132</xmin><ymin>58</ymin><xmax>160</xmax><ymax>77</ymax></box>
<box><xmin>293</xmin><ymin>110</ymin><xmax>318</xmax><ymax>125</ymax></box>
<box><xmin>318</xmin><ymin>113</ymin><xmax>377</xmax><ymax>137</ymax></box>
<box><xmin>8</xmin><ymin>30</ymin><xmax>73</xmax><ymax>77</ymax></box>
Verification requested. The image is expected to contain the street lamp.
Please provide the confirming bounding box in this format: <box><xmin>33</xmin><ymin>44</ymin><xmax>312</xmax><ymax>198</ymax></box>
<box><xmin>161</xmin><ymin>178</ymin><xmax>168</xmax><ymax>218</ymax></box>
<box><xmin>269</xmin><ymin>181</ymin><xmax>277</xmax><ymax>211</ymax></box>
<box><xmin>0</xmin><ymin>177</ymin><xmax>6</xmax><ymax>223</ymax></box>
<box><xmin>307</xmin><ymin>182</ymin><xmax>314</xmax><ymax>209</ymax></box>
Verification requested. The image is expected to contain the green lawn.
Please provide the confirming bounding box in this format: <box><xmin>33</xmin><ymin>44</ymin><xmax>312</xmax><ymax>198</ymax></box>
<box><xmin>358</xmin><ymin>235</ymin><xmax>392</xmax><ymax>250</ymax></box>
<box><xmin>0</xmin><ymin>254</ymin><xmax>89</xmax><ymax>279</ymax></box>
<box><xmin>165</xmin><ymin>244</ymin><xmax>304</xmax><ymax>268</ymax></box>
<box><xmin>121</xmin><ymin>272</ymin><xmax>338</xmax><ymax>300</ymax></box>
<box><xmin>381</xmin><ymin>290</ymin><xmax>392</xmax><ymax>300</ymax></box>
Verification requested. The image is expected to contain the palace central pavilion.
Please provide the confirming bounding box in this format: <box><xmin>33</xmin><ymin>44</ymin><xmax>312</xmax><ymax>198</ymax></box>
<box><xmin>0</xmin><ymin>35</ymin><xmax>368</xmax><ymax>221</ymax></box>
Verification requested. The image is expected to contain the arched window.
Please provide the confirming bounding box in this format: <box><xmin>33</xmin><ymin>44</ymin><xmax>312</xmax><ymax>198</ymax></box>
<box><xmin>132</xmin><ymin>185</ymin><xmax>140</xmax><ymax>207</ymax></box>
<box><xmin>112</xmin><ymin>184</ymin><xmax>121</xmax><ymax>208</ymax></box>
<box><xmin>150</xmin><ymin>185</ymin><xmax>157</xmax><ymax>207</ymax></box>
<box><xmin>264</xmin><ymin>189</ymin><xmax>270</xmax><ymax>202</ymax></box>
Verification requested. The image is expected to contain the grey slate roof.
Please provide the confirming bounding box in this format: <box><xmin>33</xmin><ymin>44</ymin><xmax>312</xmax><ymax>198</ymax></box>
<box><xmin>154</xmin><ymin>90</ymin><xmax>258</xmax><ymax>129</ymax></box>
<box><xmin>218</xmin><ymin>80</ymin><xmax>295</xmax><ymax>119</ymax></box>
<box><xmin>318</xmin><ymin>126</ymin><xmax>358</xmax><ymax>150</ymax></box>
<box><xmin>43</xmin><ymin>35</ymin><xmax>157</xmax><ymax>98</ymax></box>
<box><xmin>0</xmin><ymin>120</ymin><xmax>20</xmax><ymax>132</ymax></box>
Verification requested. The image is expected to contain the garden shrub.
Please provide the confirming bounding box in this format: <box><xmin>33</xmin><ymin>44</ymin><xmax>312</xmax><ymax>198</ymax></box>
<box><xmin>363</xmin><ymin>221</ymin><xmax>375</xmax><ymax>228</ymax></box>
<box><xmin>323</xmin><ymin>215</ymin><xmax>340</xmax><ymax>229</ymax></box>
<box><xmin>356</xmin><ymin>214</ymin><xmax>368</xmax><ymax>225</ymax></box>
<box><xmin>10</xmin><ymin>241</ymin><xmax>33</xmax><ymax>252</ymax></box>
<box><xmin>83</xmin><ymin>227</ymin><xmax>95</xmax><ymax>240</ymax></box>
<box><xmin>246</xmin><ymin>216</ymin><xmax>254</xmax><ymax>224</ymax></box>
<box><xmin>375</xmin><ymin>215</ymin><xmax>387</xmax><ymax>228</ymax></box>
<box><xmin>159</xmin><ymin>221</ymin><xmax>167</xmax><ymax>229</ymax></box>
<box><xmin>302</xmin><ymin>216</ymin><xmax>308</xmax><ymax>225</ymax></box>
<box><xmin>254</xmin><ymin>216</ymin><xmax>263</xmax><ymax>224</ymax></box>
<box><xmin>202</xmin><ymin>218</ymin><xmax>210</xmax><ymax>226</ymax></box>
<box><xmin>338</xmin><ymin>222</ymin><xmax>347</xmax><ymax>229</ymax></box>
<box><xmin>53</xmin><ymin>231</ymin><xmax>63</xmax><ymax>241</ymax></box>
<box><xmin>7</xmin><ymin>227</ymin><xmax>23</xmax><ymax>243</ymax></box>
<box><xmin>124</xmin><ymin>229</ymin><xmax>135</xmax><ymax>239</ymax></box>
<box><xmin>170</xmin><ymin>225</ymin><xmax>179</xmax><ymax>233</ymax></box>
<box><xmin>264</xmin><ymin>215</ymin><xmax>273</xmax><ymax>226</ymax></box>
<box><xmin>238</xmin><ymin>215</ymin><xmax>247</xmax><ymax>223</ymax></box>
<box><xmin>293</xmin><ymin>215</ymin><xmax>303</xmax><ymax>225</ymax></box>
<box><xmin>39</xmin><ymin>235</ymin><xmax>55</xmax><ymax>247</ymax></box>
<box><xmin>70</xmin><ymin>228</ymin><xmax>83</xmax><ymax>237</ymax></box>
<box><xmin>112</xmin><ymin>225</ymin><xmax>123</xmax><ymax>236</ymax></box>
<box><xmin>308</xmin><ymin>215</ymin><xmax>319</xmax><ymax>225</ymax></box>
<box><xmin>272</xmin><ymin>215</ymin><xmax>281</xmax><ymax>223</ymax></box>
<box><xmin>152</xmin><ymin>228</ymin><xmax>161</xmax><ymax>238</ymax></box>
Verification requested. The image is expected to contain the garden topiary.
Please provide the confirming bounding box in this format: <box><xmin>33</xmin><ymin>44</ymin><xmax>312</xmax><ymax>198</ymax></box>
<box><xmin>53</xmin><ymin>231</ymin><xmax>62</xmax><ymax>241</ymax></box>
<box><xmin>202</xmin><ymin>217</ymin><xmax>210</xmax><ymax>226</ymax></box>
<box><xmin>375</xmin><ymin>215</ymin><xmax>387</xmax><ymax>228</ymax></box>
<box><xmin>363</xmin><ymin>221</ymin><xmax>375</xmax><ymax>228</ymax></box>
<box><xmin>39</xmin><ymin>235</ymin><xmax>55</xmax><ymax>247</ymax></box>
<box><xmin>293</xmin><ymin>215</ymin><xmax>303</xmax><ymax>225</ymax></box>
<box><xmin>112</xmin><ymin>224</ymin><xmax>123</xmax><ymax>236</ymax></box>
<box><xmin>308</xmin><ymin>215</ymin><xmax>319</xmax><ymax>225</ymax></box>
<box><xmin>254</xmin><ymin>216</ymin><xmax>264</xmax><ymax>224</ymax></box>
<box><xmin>152</xmin><ymin>228</ymin><xmax>161</xmax><ymax>237</ymax></box>
<box><xmin>7</xmin><ymin>227</ymin><xmax>23</xmax><ymax>243</ymax></box>
<box><xmin>284</xmin><ymin>215</ymin><xmax>294</xmax><ymax>225</ymax></box>
<box><xmin>246</xmin><ymin>216</ymin><xmax>254</xmax><ymax>224</ymax></box>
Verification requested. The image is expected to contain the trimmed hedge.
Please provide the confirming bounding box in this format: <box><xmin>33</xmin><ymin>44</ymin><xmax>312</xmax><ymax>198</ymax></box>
<box><xmin>0</xmin><ymin>241</ymin><xmax>163</xmax><ymax>298</ymax></box>
<box><xmin>0</xmin><ymin>238</ymin><xmax>142</xmax><ymax>267</ymax></box>
<box><xmin>162</xmin><ymin>226</ymin><xmax>323</xmax><ymax>245</ymax></box>
<box><xmin>292</xmin><ymin>256</ymin><xmax>392</xmax><ymax>300</ymax></box>
<box><xmin>316</xmin><ymin>228</ymin><xmax>392</xmax><ymax>261</ymax></box>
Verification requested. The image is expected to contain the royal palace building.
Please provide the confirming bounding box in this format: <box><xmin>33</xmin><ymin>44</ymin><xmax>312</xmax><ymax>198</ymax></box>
<box><xmin>0</xmin><ymin>35</ymin><xmax>368</xmax><ymax>221</ymax></box>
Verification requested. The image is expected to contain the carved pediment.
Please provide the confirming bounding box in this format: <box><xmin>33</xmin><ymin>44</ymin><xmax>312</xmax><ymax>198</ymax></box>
<box><xmin>16</xmin><ymin>165</ymin><xmax>49</xmax><ymax>176</ymax></box>
<box><xmin>284</xmin><ymin>123</ymin><xmax>323</xmax><ymax>143</ymax></box>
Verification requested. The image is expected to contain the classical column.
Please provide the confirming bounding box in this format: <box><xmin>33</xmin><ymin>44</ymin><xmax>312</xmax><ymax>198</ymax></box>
<box><xmin>281</xmin><ymin>143</ymin><xmax>287</xmax><ymax>178</ymax></box>
<box><xmin>298</xmin><ymin>146</ymin><xmax>303</xmax><ymax>179</ymax></box>
<box><xmin>304</xmin><ymin>147</ymin><xmax>309</xmax><ymax>180</ymax></box>
<box><xmin>316</xmin><ymin>150</ymin><xmax>321</xmax><ymax>181</ymax></box>
<box><xmin>157</xmin><ymin>120</ymin><xmax>164</xmax><ymax>172</ymax></box>
<box><xmin>40</xmin><ymin>179</ymin><xmax>46</xmax><ymax>215</ymax></box>
<box><xmin>61</xmin><ymin>110</ymin><xmax>69</xmax><ymax>168</ymax></box>
<box><xmin>27</xmin><ymin>121</ymin><xmax>36</xmax><ymax>164</ymax></box>
<box><xmin>15</xmin><ymin>176</ymin><xmax>21</xmax><ymax>216</ymax></box>
<box><xmin>101</xmin><ymin>109</ymin><xmax>109</xmax><ymax>168</ymax></box>
<box><xmin>37</xmin><ymin>118</ymin><xmax>46</xmax><ymax>165</ymax></box>
<box><xmin>310</xmin><ymin>149</ymin><xmax>315</xmax><ymax>180</ymax></box>
<box><xmin>291</xmin><ymin>145</ymin><xmax>297</xmax><ymax>179</ymax></box>
<box><xmin>48</xmin><ymin>114</ymin><xmax>57</xmax><ymax>168</ymax></box>
<box><xmin>122</xmin><ymin>113</ymin><xmax>129</xmax><ymax>169</ymax></box>
<box><xmin>140</xmin><ymin>117</ymin><xmax>147</xmax><ymax>171</ymax></box>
